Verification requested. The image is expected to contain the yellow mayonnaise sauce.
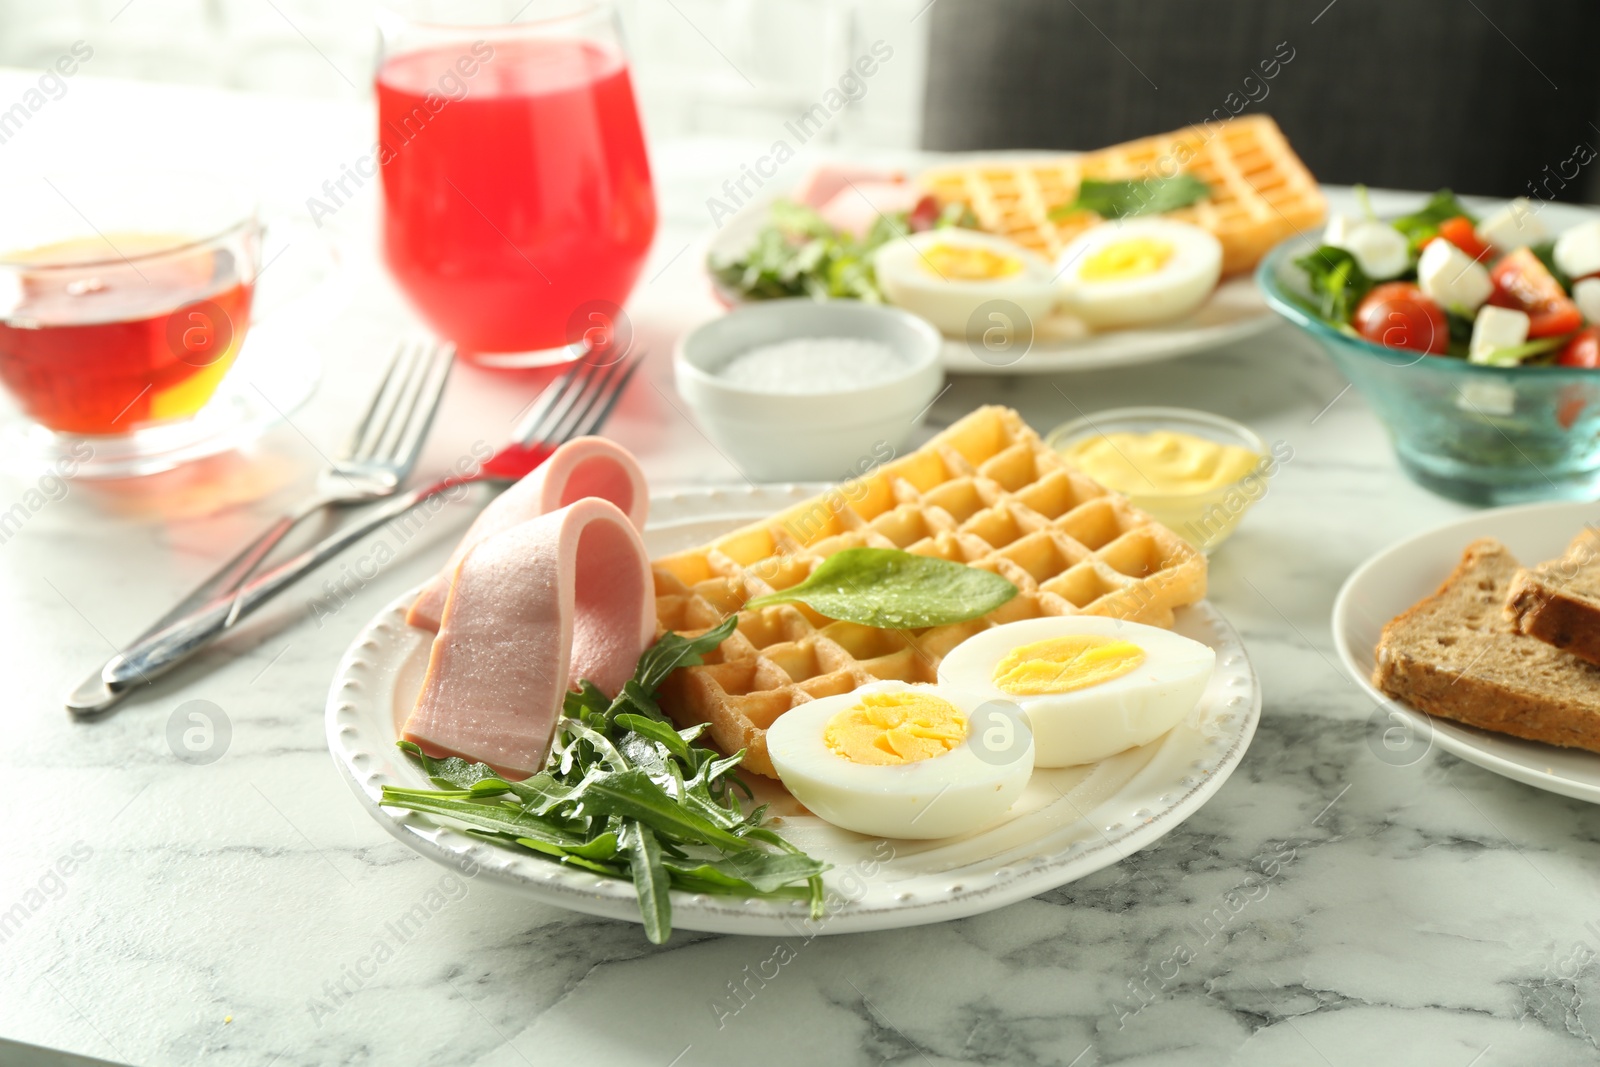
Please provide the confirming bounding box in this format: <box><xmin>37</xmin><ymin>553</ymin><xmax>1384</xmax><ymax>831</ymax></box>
<box><xmin>1061</xmin><ymin>430</ymin><xmax>1260</xmax><ymax>497</ymax></box>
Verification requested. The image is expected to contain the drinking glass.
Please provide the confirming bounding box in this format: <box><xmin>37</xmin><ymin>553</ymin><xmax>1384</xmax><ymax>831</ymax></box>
<box><xmin>0</xmin><ymin>172</ymin><xmax>266</xmax><ymax>475</ymax></box>
<box><xmin>377</xmin><ymin>0</ymin><xmax>657</xmax><ymax>367</ymax></box>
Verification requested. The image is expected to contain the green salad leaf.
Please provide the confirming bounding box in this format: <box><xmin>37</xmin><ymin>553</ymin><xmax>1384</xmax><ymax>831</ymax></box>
<box><xmin>710</xmin><ymin>197</ymin><xmax>973</xmax><ymax>304</ymax></box>
<box><xmin>383</xmin><ymin>616</ymin><xmax>828</xmax><ymax>944</ymax></box>
<box><xmin>1390</xmin><ymin>188</ymin><xmax>1475</xmax><ymax>253</ymax></box>
<box><xmin>744</xmin><ymin>547</ymin><xmax>1018</xmax><ymax>628</ymax></box>
<box><xmin>1293</xmin><ymin>245</ymin><xmax>1374</xmax><ymax>325</ymax></box>
<box><xmin>1468</xmin><ymin>333</ymin><xmax>1569</xmax><ymax>367</ymax></box>
<box><xmin>1049</xmin><ymin>174</ymin><xmax>1211</xmax><ymax>221</ymax></box>
<box><xmin>1529</xmin><ymin>239</ymin><xmax>1575</xmax><ymax>292</ymax></box>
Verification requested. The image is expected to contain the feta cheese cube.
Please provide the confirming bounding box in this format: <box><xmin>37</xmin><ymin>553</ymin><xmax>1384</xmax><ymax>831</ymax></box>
<box><xmin>1554</xmin><ymin>219</ymin><xmax>1600</xmax><ymax>280</ymax></box>
<box><xmin>1321</xmin><ymin>214</ymin><xmax>1407</xmax><ymax>279</ymax></box>
<box><xmin>1322</xmin><ymin>214</ymin><xmax>1353</xmax><ymax>247</ymax></box>
<box><xmin>1455</xmin><ymin>379</ymin><xmax>1516</xmax><ymax>417</ymax></box>
<box><xmin>1468</xmin><ymin>305</ymin><xmax>1531</xmax><ymax>365</ymax></box>
<box><xmin>1417</xmin><ymin>239</ymin><xmax>1493</xmax><ymax>314</ymax></box>
<box><xmin>1343</xmin><ymin>221</ymin><xmax>1408</xmax><ymax>280</ymax></box>
<box><xmin>1475</xmin><ymin>198</ymin><xmax>1547</xmax><ymax>252</ymax></box>
<box><xmin>1574</xmin><ymin>277</ymin><xmax>1600</xmax><ymax>324</ymax></box>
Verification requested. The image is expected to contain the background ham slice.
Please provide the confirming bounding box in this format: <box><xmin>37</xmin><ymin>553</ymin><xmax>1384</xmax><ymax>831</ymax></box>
<box><xmin>790</xmin><ymin>162</ymin><xmax>906</xmax><ymax>211</ymax></box>
<box><xmin>408</xmin><ymin>435</ymin><xmax>649</xmax><ymax>631</ymax></box>
<box><xmin>402</xmin><ymin>497</ymin><xmax>655</xmax><ymax>780</ymax></box>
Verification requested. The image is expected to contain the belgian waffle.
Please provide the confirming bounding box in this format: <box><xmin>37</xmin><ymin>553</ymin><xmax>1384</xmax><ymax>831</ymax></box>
<box><xmin>651</xmin><ymin>407</ymin><xmax>1207</xmax><ymax>778</ymax></box>
<box><xmin>918</xmin><ymin>114</ymin><xmax>1326</xmax><ymax>275</ymax></box>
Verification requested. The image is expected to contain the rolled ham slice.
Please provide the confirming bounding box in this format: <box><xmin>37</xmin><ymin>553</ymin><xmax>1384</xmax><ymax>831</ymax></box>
<box><xmin>402</xmin><ymin>497</ymin><xmax>655</xmax><ymax>779</ymax></box>
<box><xmin>407</xmin><ymin>435</ymin><xmax>648</xmax><ymax>632</ymax></box>
<box><xmin>791</xmin><ymin>163</ymin><xmax>906</xmax><ymax>212</ymax></box>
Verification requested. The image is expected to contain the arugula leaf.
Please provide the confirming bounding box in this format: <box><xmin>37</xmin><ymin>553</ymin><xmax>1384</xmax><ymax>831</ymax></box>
<box><xmin>1390</xmin><ymin>189</ymin><xmax>1475</xmax><ymax>252</ymax></box>
<box><xmin>1468</xmin><ymin>333</ymin><xmax>1569</xmax><ymax>367</ymax></box>
<box><xmin>623</xmin><ymin>820</ymin><xmax>672</xmax><ymax>944</ymax></box>
<box><xmin>711</xmin><ymin>199</ymin><xmax>910</xmax><ymax>303</ymax></box>
<box><xmin>635</xmin><ymin>616</ymin><xmax>737</xmax><ymax>693</ymax></box>
<box><xmin>1293</xmin><ymin>245</ymin><xmax>1373</xmax><ymax>325</ymax></box>
<box><xmin>744</xmin><ymin>546</ymin><xmax>1018</xmax><ymax>628</ymax></box>
<box><xmin>1049</xmin><ymin>174</ymin><xmax>1210</xmax><ymax>221</ymax></box>
<box><xmin>397</xmin><ymin>741</ymin><xmax>511</xmax><ymax>795</ymax></box>
<box><xmin>387</xmin><ymin>615</ymin><xmax>828</xmax><ymax>944</ymax></box>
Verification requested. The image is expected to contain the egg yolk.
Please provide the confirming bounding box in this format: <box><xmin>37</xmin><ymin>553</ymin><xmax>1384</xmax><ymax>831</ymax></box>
<box><xmin>1079</xmin><ymin>237</ymin><xmax>1174</xmax><ymax>282</ymax></box>
<box><xmin>824</xmin><ymin>691</ymin><xmax>968</xmax><ymax>766</ymax></box>
<box><xmin>921</xmin><ymin>243</ymin><xmax>1023</xmax><ymax>281</ymax></box>
<box><xmin>991</xmin><ymin>635</ymin><xmax>1145</xmax><ymax>695</ymax></box>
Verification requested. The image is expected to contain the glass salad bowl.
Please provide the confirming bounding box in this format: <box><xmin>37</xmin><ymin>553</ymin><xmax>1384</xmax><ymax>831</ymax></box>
<box><xmin>1258</xmin><ymin>236</ymin><xmax>1600</xmax><ymax>506</ymax></box>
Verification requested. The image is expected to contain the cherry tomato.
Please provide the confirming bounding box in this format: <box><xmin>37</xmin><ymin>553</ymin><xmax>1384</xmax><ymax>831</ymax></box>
<box><xmin>907</xmin><ymin>194</ymin><xmax>941</xmax><ymax>232</ymax></box>
<box><xmin>1558</xmin><ymin>326</ymin><xmax>1600</xmax><ymax>368</ymax></box>
<box><xmin>1354</xmin><ymin>282</ymin><xmax>1450</xmax><ymax>354</ymax></box>
<box><xmin>1436</xmin><ymin>216</ymin><xmax>1493</xmax><ymax>262</ymax></box>
<box><xmin>1490</xmin><ymin>247</ymin><xmax>1583</xmax><ymax>337</ymax></box>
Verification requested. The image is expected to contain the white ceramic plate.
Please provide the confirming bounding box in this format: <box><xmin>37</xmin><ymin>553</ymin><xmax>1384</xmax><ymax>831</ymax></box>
<box><xmin>1332</xmin><ymin>500</ymin><xmax>1600</xmax><ymax>803</ymax></box>
<box><xmin>327</xmin><ymin>485</ymin><xmax>1261</xmax><ymax>935</ymax></box>
<box><xmin>704</xmin><ymin>188</ymin><xmax>1278</xmax><ymax>376</ymax></box>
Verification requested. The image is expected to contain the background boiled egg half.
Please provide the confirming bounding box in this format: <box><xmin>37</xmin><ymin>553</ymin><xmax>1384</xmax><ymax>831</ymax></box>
<box><xmin>766</xmin><ymin>681</ymin><xmax>1034</xmax><ymax>840</ymax></box>
<box><xmin>937</xmin><ymin>616</ymin><xmax>1215</xmax><ymax>767</ymax></box>
<box><xmin>1055</xmin><ymin>219</ymin><xmax>1222</xmax><ymax>330</ymax></box>
<box><xmin>874</xmin><ymin>228</ymin><xmax>1058</xmax><ymax>338</ymax></box>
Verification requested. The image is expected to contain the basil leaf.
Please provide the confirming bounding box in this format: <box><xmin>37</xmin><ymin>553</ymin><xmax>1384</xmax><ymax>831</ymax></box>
<box><xmin>744</xmin><ymin>547</ymin><xmax>1017</xmax><ymax>628</ymax></box>
<box><xmin>1049</xmin><ymin>174</ymin><xmax>1210</xmax><ymax>221</ymax></box>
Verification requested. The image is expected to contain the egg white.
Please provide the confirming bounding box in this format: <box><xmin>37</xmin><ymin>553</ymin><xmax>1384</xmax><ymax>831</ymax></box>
<box><xmin>874</xmin><ymin>229</ymin><xmax>1058</xmax><ymax>338</ymax></box>
<box><xmin>936</xmin><ymin>616</ymin><xmax>1215</xmax><ymax>767</ymax></box>
<box><xmin>1055</xmin><ymin>219</ymin><xmax>1223</xmax><ymax>329</ymax></box>
<box><xmin>765</xmin><ymin>680</ymin><xmax>1034</xmax><ymax>840</ymax></box>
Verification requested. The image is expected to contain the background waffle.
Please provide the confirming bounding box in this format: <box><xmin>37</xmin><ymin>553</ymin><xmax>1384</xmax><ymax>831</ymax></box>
<box><xmin>919</xmin><ymin>114</ymin><xmax>1325</xmax><ymax>276</ymax></box>
<box><xmin>651</xmin><ymin>407</ymin><xmax>1207</xmax><ymax>778</ymax></box>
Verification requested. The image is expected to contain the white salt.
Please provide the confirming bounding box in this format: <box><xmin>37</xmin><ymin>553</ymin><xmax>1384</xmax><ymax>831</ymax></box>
<box><xmin>715</xmin><ymin>337</ymin><xmax>905</xmax><ymax>394</ymax></box>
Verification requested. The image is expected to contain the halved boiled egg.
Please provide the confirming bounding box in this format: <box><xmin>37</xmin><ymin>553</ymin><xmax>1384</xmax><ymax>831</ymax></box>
<box><xmin>1055</xmin><ymin>219</ymin><xmax>1222</xmax><ymax>329</ymax></box>
<box><xmin>936</xmin><ymin>616</ymin><xmax>1215</xmax><ymax>767</ymax></box>
<box><xmin>874</xmin><ymin>229</ymin><xmax>1058</xmax><ymax>338</ymax></box>
<box><xmin>766</xmin><ymin>681</ymin><xmax>1034</xmax><ymax>840</ymax></box>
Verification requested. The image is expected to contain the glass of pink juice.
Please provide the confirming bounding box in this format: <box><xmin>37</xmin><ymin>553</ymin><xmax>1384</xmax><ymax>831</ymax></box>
<box><xmin>377</xmin><ymin>2</ymin><xmax>656</xmax><ymax>367</ymax></box>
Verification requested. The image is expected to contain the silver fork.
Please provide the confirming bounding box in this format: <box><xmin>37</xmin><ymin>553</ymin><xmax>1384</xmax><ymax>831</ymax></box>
<box><xmin>73</xmin><ymin>349</ymin><xmax>644</xmax><ymax>714</ymax></box>
<box><xmin>63</xmin><ymin>340</ymin><xmax>454</xmax><ymax>712</ymax></box>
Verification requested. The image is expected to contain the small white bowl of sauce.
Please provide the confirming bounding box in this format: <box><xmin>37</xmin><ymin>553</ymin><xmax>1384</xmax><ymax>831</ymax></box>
<box><xmin>1045</xmin><ymin>407</ymin><xmax>1276</xmax><ymax>552</ymax></box>
<box><xmin>674</xmin><ymin>300</ymin><xmax>944</xmax><ymax>482</ymax></box>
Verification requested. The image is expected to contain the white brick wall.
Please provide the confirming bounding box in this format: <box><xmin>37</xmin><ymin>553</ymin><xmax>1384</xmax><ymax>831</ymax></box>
<box><xmin>0</xmin><ymin>0</ymin><xmax>927</xmax><ymax>147</ymax></box>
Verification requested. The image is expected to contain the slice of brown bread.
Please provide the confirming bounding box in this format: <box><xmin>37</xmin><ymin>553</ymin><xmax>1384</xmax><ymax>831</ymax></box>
<box><xmin>1506</xmin><ymin>527</ymin><xmax>1600</xmax><ymax>668</ymax></box>
<box><xmin>1373</xmin><ymin>537</ymin><xmax>1600</xmax><ymax>752</ymax></box>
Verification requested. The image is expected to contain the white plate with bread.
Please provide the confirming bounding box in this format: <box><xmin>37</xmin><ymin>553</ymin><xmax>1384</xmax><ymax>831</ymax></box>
<box><xmin>1333</xmin><ymin>500</ymin><xmax>1600</xmax><ymax>803</ymax></box>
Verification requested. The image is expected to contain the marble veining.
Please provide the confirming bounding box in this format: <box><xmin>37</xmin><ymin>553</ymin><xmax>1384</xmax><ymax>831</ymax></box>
<box><xmin>2</xmin><ymin>72</ymin><xmax>1599</xmax><ymax>1067</ymax></box>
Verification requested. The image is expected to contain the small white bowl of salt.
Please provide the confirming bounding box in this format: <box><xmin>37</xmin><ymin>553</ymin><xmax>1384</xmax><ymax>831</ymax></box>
<box><xmin>674</xmin><ymin>299</ymin><xmax>944</xmax><ymax>482</ymax></box>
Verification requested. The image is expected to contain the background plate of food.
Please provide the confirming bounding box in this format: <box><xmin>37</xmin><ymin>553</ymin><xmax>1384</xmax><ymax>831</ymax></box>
<box><xmin>706</xmin><ymin>116</ymin><xmax>1325</xmax><ymax>375</ymax></box>
<box><xmin>1333</xmin><ymin>500</ymin><xmax>1600</xmax><ymax>803</ymax></box>
<box><xmin>328</xmin><ymin>411</ymin><xmax>1261</xmax><ymax>938</ymax></box>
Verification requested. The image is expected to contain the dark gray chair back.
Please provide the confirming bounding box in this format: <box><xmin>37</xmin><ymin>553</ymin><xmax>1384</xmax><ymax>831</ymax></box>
<box><xmin>923</xmin><ymin>0</ymin><xmax>1600</xmax><ymax>201</ymax></box>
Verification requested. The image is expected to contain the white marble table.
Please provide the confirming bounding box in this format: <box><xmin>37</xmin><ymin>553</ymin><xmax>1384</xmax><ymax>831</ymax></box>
<box><xmin>4</xmin><ymin>69</ymin><xmax>1600</xmax><ymax>1067</ymax></box>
